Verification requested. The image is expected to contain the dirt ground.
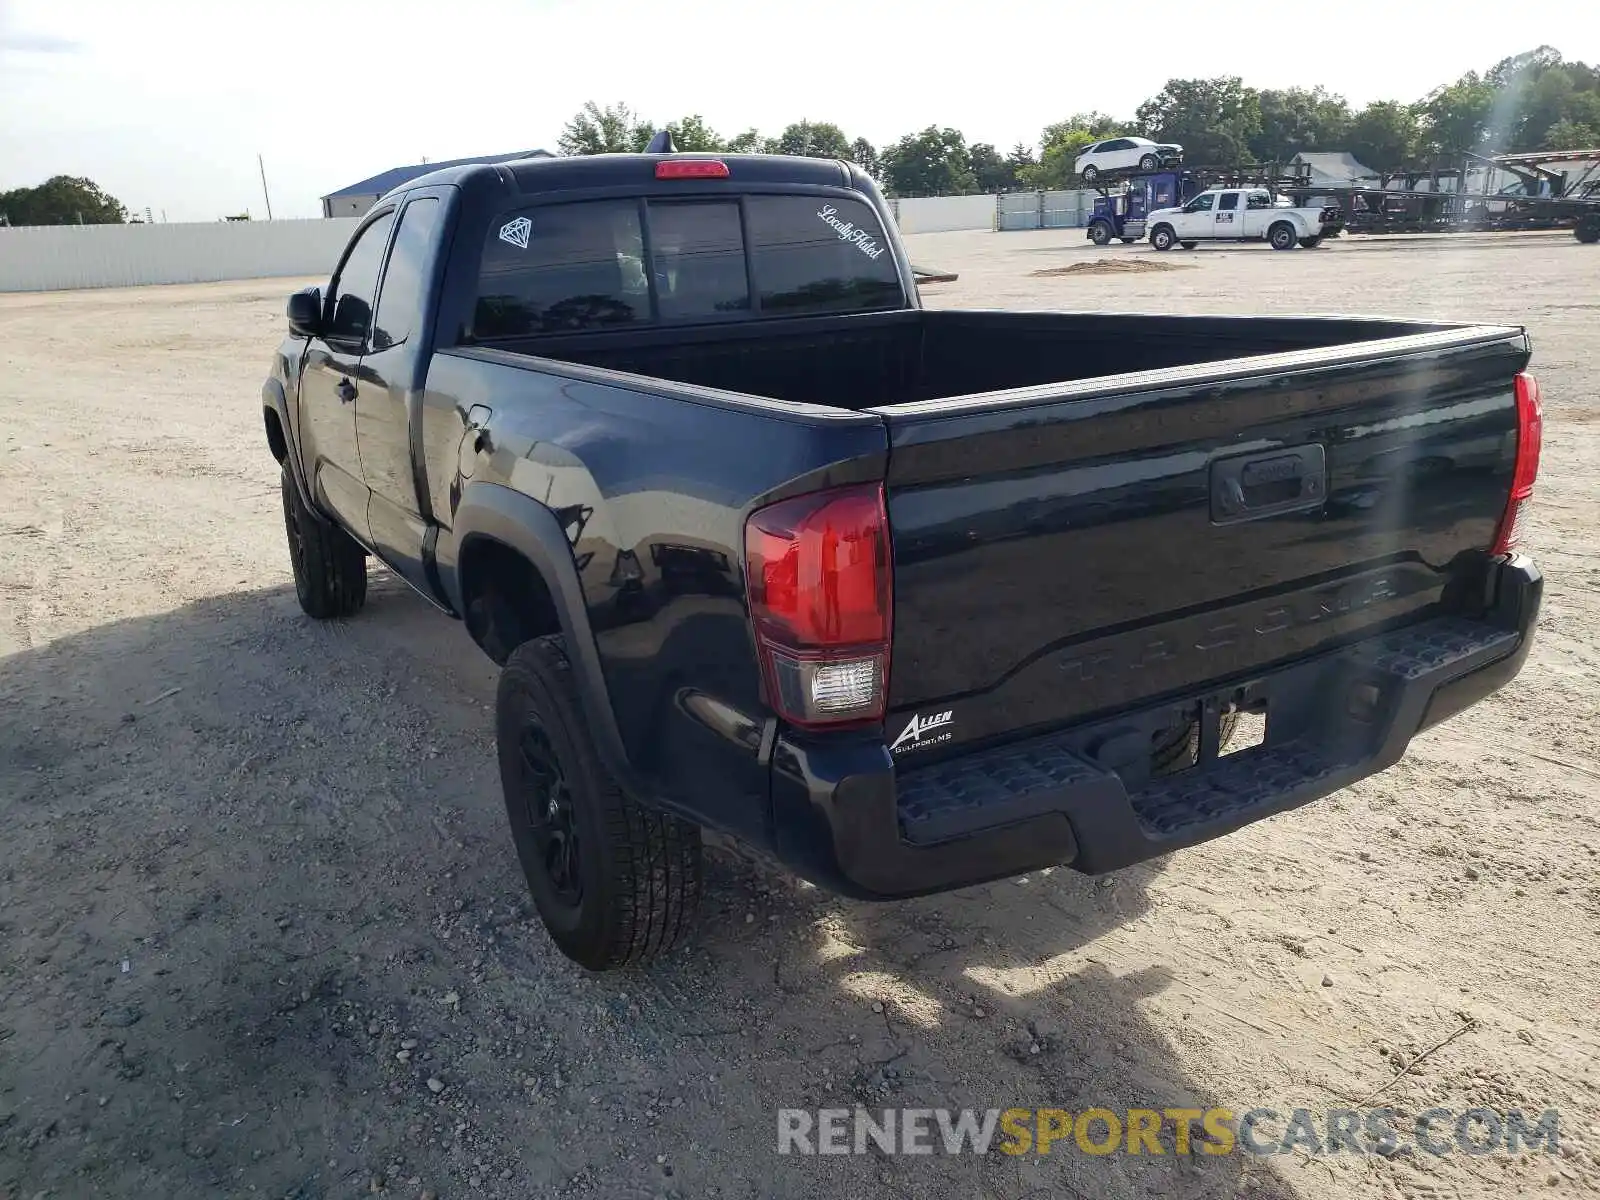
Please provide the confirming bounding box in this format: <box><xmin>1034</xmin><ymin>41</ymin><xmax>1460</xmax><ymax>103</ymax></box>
<box><xmin>2</xmin><ymin>230</ymin><xmax>1598</xmax><ymax>1200</ymax></box>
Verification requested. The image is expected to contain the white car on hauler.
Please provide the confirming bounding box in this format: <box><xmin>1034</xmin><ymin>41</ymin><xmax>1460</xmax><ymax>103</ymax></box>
<box><xmin>1145</xmin><ymin>187</ymin><xmax>1343</xmax><ymax>251</ymax></box>
<box><xmin>1074</xmin><ymin>136</ymin><xmax>1183</xmax><ymax>183</ymax></box>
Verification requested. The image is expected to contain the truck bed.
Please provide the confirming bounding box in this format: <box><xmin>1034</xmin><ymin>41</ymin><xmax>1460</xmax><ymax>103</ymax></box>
<box><xmin>480</xmin><ymin>309</ymin><xmax>1457</xmax><ymax>410</ymax></box>
<box><xmin>446</xmin><ymin>309</ymin><xmax>1527</xmax><ymax>777</ymax></box>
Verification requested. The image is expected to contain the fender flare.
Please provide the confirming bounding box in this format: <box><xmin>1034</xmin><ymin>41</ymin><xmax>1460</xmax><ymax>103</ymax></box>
<box><xmin>262</xmin><ymin>378</ymin><xmax>322</xmax><ymax>521</ymax></box>
<box><xmin>449</xmin><ymin>482</ymin><xmax>642</xmax><ymax>792</ymax></box>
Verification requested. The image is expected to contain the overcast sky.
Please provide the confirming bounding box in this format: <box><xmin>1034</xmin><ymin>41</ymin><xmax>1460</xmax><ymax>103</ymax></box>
<box><xmin>3</xmin><ymin>0</ymin><xmax>1597</xmax><ymax>222</ymax></box>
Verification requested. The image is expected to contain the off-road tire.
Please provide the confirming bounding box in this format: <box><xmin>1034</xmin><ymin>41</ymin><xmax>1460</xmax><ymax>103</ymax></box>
<box><xmin>1269</xmin><ymin>222</ymin><xmax>1298</xmax><ymax>250</ymax></box>
<box><xmin>280</xmin><ymin>466</ymin><xmax>366</xmax><ymax>618</ymax></box>
<box><xmin>497</xmin><ymin>635</ymin><xmax>703</xmax><ymax>971</ymax></box>
<box><xmin>1151</xmin><ymin>224</ymin><xmax>1176</xmax><ymax>251</ymax></box>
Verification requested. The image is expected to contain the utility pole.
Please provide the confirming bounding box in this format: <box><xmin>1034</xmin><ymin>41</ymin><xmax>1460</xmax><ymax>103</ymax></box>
<box><xmin>258</xmin><ymin>153</ymin><xmax>275</xmax><ymax>220</ymax></box>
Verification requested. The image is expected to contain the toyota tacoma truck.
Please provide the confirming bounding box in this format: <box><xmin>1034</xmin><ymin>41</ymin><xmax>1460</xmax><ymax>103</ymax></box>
<box><xmin>1147</xmin><ymin>186</ymin><xmax>1344</xmax><ymax>250</ymax></box>
<box><xmin>262</xmin><ymin>147</ymin><xmax>1543</xmax><ymax>970</ymax></box>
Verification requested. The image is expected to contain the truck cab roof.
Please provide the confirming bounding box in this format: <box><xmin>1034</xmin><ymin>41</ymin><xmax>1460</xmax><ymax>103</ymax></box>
<box><xmin>384</xmin><ymin>153</ymin><xmax>864</xmax><ymax>208</ymax></box>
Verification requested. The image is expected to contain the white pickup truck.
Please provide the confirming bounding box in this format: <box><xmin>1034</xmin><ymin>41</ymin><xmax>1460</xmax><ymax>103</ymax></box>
<box><xmin>1146</xmin><ymin>187</ymin><xmax>1344</xmax><ymax>251</ymax></box>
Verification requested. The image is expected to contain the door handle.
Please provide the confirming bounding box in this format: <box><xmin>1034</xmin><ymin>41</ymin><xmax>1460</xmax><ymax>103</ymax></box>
<box><xmin>1210</xmin><ymin>444</ymin><xmax>1327</xmax><ymax>524</ymax></box>
<box><xmin>336</xmin><ymin>378</ymin><xmax>357</xmax><ymax>404</ymax></box>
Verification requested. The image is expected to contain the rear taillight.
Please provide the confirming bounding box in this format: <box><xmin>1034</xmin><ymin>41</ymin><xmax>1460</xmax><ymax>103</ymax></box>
<box><xmin>744</xmin><ymin>484</ymin><xmax>891</xmax><ymax>728</ymax></box>
<box><xmin>1492</xmin><ymin>372</ymin><xmax>1543</xmax><ymax>555</ymax></box>
<box><xmin>655</xmin><ymin>160</ymin><xmax>730</xmax><ymax>179</ymax></box>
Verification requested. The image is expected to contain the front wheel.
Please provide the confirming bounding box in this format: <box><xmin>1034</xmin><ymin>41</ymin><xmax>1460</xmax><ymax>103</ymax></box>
<box><xmin>1150</xmin><ymin>225</ymin><xmax>1176</xmax><ymax>251</ymax></box>
<box><xmin>1299</xmin><ymin>236</ymin><xmax>1324</xmax><ymax>248</ymax></box>
<box><xmin>497</xmin><ymin>635</ymin><xmax>703</xmax><ymax>970</ymax></box>
<box><xmin>1269</xmin><ymin>222</ymin><xmax>1298</xmax><ymax>251</ymax></box>
<box><xmin>280</xmin><ymin>466</ymin><xmax>366</xmax><ymax>618</ymax></box>
<box><xmin>1088</xmin><ymin>221</ymin><xmax>1113</xmax><ymax>246</ymax></box>
<box><xmin>1080</xmin><ymin>165</ymin><xmax>1099</xmax><ymax>184</ymax></box>
<box><xmin>1138</xmin><ymin>154</ymin><xmax>1160</xmax><ymax>171</ymax></box>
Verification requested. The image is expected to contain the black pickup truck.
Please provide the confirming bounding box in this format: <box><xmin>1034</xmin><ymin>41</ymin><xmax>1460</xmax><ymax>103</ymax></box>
<box><xmin>263</xmin><ymin>148</ymin><xmax>1543</xmax><ymax>970</ymax></box>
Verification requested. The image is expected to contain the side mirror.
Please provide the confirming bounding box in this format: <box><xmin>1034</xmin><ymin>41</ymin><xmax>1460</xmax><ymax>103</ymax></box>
<box><xmin>287</xmin><ymin>287</ymin><xmax>323</xmax><ymax>338</ymax></box>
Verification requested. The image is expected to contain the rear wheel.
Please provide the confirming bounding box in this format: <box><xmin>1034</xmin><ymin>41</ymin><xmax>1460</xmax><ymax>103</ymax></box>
<box><xmin>1181</xmin><ymin>240</ymin><xmax>1198</xmax><ymax>250</ymax></box>
<box><xmin>1080</xmin><ymin>164</ymin><xmax>1099</xmax><ymax>184</ymax></box>
<box><xmin>1088</xmin><ymin>221</ymin><xmax>1113</xmax><ymax>246</ymax></box>
<box><xmin>280</xmin><ymin>467</ymin><xmax>366</xmax><ymax>618</ymax></box>
<box><xmin>1138</xmin><ymin>154</ymin><xmax>1160</xmax><ymax>171</ymax></box>
<box><xmin>1577</xmin><ymin>216</ymin><xmax>1600</xmax><ymax>244</ymax></box>
<box><xmin>497</xmin><ymin>635</ymin><xmax>703</xmax><ymax>970</ymax></box>
<box><xmin>1151</xmin><ymin>224</ymin><xmax>1176</xmax><ymax>251</ymax></box>
<box><xmin>1299</xmin><ymin>236</ymin><xmax>1324</xmax><ymax>248</ymax></box>
<box><xmin>1269</xmin><ymin>222</ymin><xmax>1298</xmax><ymax>251</ymax></box>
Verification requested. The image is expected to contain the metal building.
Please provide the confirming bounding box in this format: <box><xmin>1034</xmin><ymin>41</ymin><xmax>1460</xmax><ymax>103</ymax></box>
<box><xmin>320</xmin><ymin>149</ymin><xmax>553</xmax><ymax>217</ymax></box>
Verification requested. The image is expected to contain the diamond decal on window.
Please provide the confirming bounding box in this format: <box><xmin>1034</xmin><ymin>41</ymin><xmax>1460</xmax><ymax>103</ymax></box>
<box><xmin>498</xmin><ymin>217</ymin><xmax>532</xmax><ymax>249</ymax></box>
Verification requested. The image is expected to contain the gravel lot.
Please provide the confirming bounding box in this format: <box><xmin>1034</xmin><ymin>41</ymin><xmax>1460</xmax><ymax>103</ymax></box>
<box><xmin>2</xmin><ymin>230</ymin><xmax>1598</xmax><ymax>1200</ymax></box>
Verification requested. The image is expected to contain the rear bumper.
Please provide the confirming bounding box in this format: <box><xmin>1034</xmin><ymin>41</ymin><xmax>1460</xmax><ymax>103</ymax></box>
<box><xmin>769</xmin><ymin>556</ymin><xmax>1540</xmax><ymax>899</ymax></box>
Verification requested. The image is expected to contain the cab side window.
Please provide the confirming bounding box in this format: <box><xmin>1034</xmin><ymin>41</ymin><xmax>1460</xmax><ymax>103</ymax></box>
<box><xmin>372</xmin><ymin>198</ymin><xmax>442</xmax><ymax>351</ymax></box>
<box><xmin>1246</xmin><ymin>191</ymin><xmax>1272</xmax><ymax>210</ymax></box>
<box><xmin>1185</xmin><ymin>194</ymin><xmax>1216</xmax><ymax>214</ymax></box>
<box><xmin>327</xmin><ymin>210</ymin><xmax>396</xmax><ymax>348</ymax></box>
<box><xmin>1218</xmin><ymin>192</ymin><xmax>1240</xmax><ymax>211</ymax></box>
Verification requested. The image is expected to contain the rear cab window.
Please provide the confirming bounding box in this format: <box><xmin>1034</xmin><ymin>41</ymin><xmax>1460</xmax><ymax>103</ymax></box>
<box><xmin>475</xmin><ymin>200</ymin><xmax>648</xmax><ymax>337</ymax></box>
<box><xmin>468</xmin><ymin>192</ymin><xmax>902</xmax><ymax>340</ymax></box>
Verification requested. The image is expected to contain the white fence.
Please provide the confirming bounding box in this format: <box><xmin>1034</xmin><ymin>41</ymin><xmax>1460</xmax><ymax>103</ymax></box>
<box><xmin>0</xmin><ymin>190</ymin><xmax>1095</xmax><ymax>293</ymax></box>
<box><xmin>893</xmin><ymin>191</ymin><xmax>1099</xmax><ymax>234</ymax></box>
<box><xmin>891</xmin><ymin>194</ymin><xmax>999</xmax><ymax>234</ymax></box>
<box><xmin>0</xmin><ymin>218</ymin><xmax>360</xmax><ymax>292</ymax></box>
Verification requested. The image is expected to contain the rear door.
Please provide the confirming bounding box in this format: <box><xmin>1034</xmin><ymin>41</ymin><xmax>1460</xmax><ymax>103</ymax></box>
<box><xmin>871</xmin><ymin>326</ymin><xmax>1529</xmax><ymax>762</ymax></box>
<box><xmin>1214</xmin><ymin>190</ymin><xmax>1242</xmax><ymax>237</ymax></box>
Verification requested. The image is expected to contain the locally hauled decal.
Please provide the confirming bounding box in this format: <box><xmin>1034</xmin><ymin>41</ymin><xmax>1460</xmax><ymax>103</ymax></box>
<box><xmin>891</xmin><ymin>709</ymin><xmax>954</xmax><ymax>754</ymax></box>
<box><xmin>817</xmin><ymin>205</ymin><xmax>888</xmax><ymax>260</ymax></box>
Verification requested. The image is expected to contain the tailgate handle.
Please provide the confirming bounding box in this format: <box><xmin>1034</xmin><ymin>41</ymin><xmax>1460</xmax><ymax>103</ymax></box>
<box><xmin>1211</xmin><ymin>444</ymin><xmax>1326</xmax><ymax>525</ymax></box>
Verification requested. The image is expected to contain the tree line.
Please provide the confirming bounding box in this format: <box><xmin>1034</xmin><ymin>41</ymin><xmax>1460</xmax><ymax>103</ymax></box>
<box><xmin>0</xmin><ymin>176</ymin><xmax>127</xmax><ymax>226</ymax></box>
<box><xmin>6</xmin><ymin>45</ymin><xmax>1596</xmax><ymax>225</ymax></box>
<box><xmin>561</xmin><ymin>45</ymin><xmax>1600</xmax><ymax>195</ymax></box>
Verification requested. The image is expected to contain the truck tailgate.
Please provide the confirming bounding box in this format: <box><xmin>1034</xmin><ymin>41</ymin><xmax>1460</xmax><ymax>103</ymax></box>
<box><xmin>874</xmin><ymin>326</ymin><xmax>1530</xmax><ymax>761</ymax></box>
